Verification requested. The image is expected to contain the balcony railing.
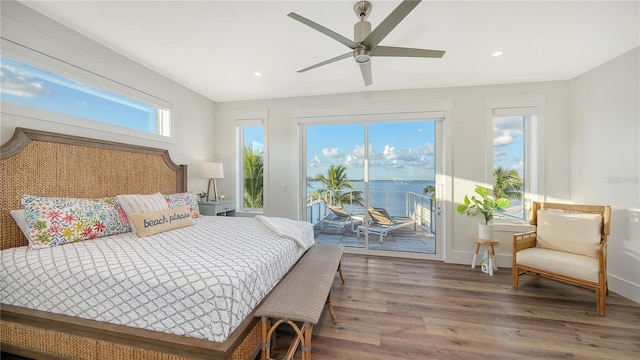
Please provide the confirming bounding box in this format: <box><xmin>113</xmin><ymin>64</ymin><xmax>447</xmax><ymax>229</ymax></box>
<box><xmin>306</xmin><ymin>190</ymin><xmax>435</xmax><ymax>234</ymax></box>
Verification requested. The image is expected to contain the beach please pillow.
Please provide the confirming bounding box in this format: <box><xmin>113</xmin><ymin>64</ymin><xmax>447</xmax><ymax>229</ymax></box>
<box><xmin>116</xmin><ymin>193</ymin><xmax>169</xmax><ymax>233</ymax></box>
<box><xmin>128</xmin><ymin>205</ymin><xmax>195</xmax><ymax>237</ymax></box>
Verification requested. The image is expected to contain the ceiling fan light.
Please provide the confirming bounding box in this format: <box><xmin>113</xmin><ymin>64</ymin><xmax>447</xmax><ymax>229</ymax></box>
<box><xmin>355</xmin><ymin>54</ymin><xmax>371</xmax><ymax>63</ymax></box>
<box><xmin>354</xmin><ymin>48</ymin><xmax>371</xmax><ymax>63</ymax></box>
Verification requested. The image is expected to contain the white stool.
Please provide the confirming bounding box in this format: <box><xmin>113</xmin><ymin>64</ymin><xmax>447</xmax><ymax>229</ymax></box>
<box><xmin>471</xmin><ymin>236</ymin><xmax>499</xmax><ymax>276</ymax></box>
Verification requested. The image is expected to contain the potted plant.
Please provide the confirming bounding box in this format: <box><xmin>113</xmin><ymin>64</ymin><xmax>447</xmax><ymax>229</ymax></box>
<box><xmin>457</xmin><ymin>185</ymin><xmax>511</xmax><ymax>239</ymax></box>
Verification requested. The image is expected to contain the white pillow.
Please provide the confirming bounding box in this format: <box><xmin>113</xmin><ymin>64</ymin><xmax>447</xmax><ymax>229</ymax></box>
<box><xmin>116</xmin><ymin>193</ymin><xmax>169</xmax><ymax>233</ymax></box>
<box><xmin>536</xmin><ymin>209</ymin><xmax>602</xmax><ymax>258</ymax></box>
<box><xmin>10</xmin><ymin>209</ymin><xmax>31</xmax><ymax>244</ymax></box>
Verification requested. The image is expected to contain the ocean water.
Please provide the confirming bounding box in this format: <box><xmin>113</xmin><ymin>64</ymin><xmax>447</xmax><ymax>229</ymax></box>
<box><xmin>307</xmin><ymin>180</ymin><xmax>434</xmax><ymax>217</ymax></box>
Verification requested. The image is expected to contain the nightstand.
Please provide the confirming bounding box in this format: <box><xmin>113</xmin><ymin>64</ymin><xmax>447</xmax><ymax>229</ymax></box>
<box><xmin>198</xmin><ymin>200</ymin><xmax>235</xmax><ymax>216</ymax></box>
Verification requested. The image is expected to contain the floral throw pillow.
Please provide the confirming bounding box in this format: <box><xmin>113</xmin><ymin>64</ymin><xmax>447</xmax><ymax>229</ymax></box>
<box><xmin>22</xmin><ymin>195</ymin><xmax>131</xmax><ymax>249</ymax></box>
<box><xmin>163</xmin><ymin>192</ymin><xmax>200</xmax><ymax>218</ymax></box>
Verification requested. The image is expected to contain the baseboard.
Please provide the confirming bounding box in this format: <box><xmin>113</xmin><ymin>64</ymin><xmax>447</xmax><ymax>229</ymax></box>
<box><xmin>608</xmin><ymin>274</ymin><xmax>640</xmax><ymax>304</ymax></box>
<box><xmin>449</xmin><ymin>250</ymin><xmax>640</xmax><ymax>305</ymax></box>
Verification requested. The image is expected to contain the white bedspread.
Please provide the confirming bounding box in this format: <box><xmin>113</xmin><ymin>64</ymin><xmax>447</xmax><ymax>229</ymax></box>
<box><xmin>0</xmin><ymin>216</ymin><xmax>315</xmax><ymax>342</ymax></box>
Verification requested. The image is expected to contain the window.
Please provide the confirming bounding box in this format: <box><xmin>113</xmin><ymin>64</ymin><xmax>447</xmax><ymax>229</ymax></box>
<box><xmin>304</xmin><ymin>120</ymin><xmax>439</xmax><ymax>255</ymax></box>
<box><xmin>235</xmin><ymin>111</ymin><xmax>268</xmax><ymax>213</ymax></box>
<box><xmin>0</xmin><ymin>43</ymin><xmax>172</xmax><ymax>140</ymax></box>
<box><xmin>486</xmin><ymin>96</ymin><xmax>545</xmax><ymax>224</ymax></box>
<box><xmin>295</xmin><ymin>100</ymin><xmax>453</xmax><ymax>261</ymax></box>
<box><xmin>492</xmin><ymin>114</ymin><xmax>528</xmax><ymax>220</ymax></box>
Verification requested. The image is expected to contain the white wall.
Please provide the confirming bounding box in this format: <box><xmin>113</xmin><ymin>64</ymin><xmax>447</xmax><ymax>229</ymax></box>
<box><xmin>569</xmin><ymin>47</ymin><xmax>640</xmax><ymax>303</ymax></box>
<box><xmin>0</xmin><ymin>1</ymin><xmax>217</xmax><ymax>193</ymax></box>
<box><xmin>215</xmin><ymin>49</ymin><xmax>640</xmax><ymax>303</ymax></box>
<box><xmin>214</xmin><ymin>81</ymin><xmax>571</xmax><ymax>266</ymax></box>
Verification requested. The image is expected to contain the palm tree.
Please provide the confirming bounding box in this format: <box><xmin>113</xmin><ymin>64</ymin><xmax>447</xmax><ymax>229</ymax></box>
<box><xmin>313</xmin><ymin>164</ymin><xmax>364</xmax><ymax>206</ymax></box>
<box><xmin>422</xmin><ymin>185</ymin><xmax>436</xmax><ymax>200</ymax></box>
<box><xmin>243</xmin><ymin>145</ymin><xmax>263</xmax><ymax>208</ymax></box>
<box><xmin>493</xmin><ymin>167</ymin><xmax>523</xmax><ymax>201</ymax></box>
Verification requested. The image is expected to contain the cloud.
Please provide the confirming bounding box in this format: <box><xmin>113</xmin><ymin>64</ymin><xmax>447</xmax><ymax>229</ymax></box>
<box><xmin>494</xmin><ymin>132</ymin><xmax>517</xmax><ymax>147</ymax></box>
<box><xmin>493</xmin><ymin>117</ymin><xmax>523</xmax><ymax>147</ymax></box>
<box><xmin>494</xmin><ymin>148</ymin><xmax>507</xmax><ymax>162</ymax></box>
<box><xmin>374</xmin><ymin>142</ymin><xmax>435</xmax><ymax>164</ymax></box>
<box><xmin>351</xmin><ymin>144</ymin><xmax>376</xmax><ymax>158</ymax></box>
<box><xmin>344</xmin><ymin>154</ymin><xmax>363</xmax><ymax>166</ymax></box>
<box><xmin>322</xmin><ymin>147</ymin><xmax>341</xmax><ymax>158</ymax></box>
<box><xmin>422</xmin><ymin>142</ymin><xmax>435</xmax><ymax>156</ymax></box>
<box><xmin>512</xmin><ymin>160</ymin><xmax>524</xmax><ymax>172</ymax></box>
<box><xmin>344</xmin><ymin>144</ymin><xmax>376</xmax><ymax>167</ymax></box>
<box><xmin>0</xmin><ymin>69</ymin><xmax>48</xmax><ymax>97</ymax></box>
<box><xmin>382</xmin><ymin>145</ymin><xmax>397</xmax><ymax>160</ymax></box>
<box><xmin>309</xmin><ymin>155</ymin><xmax>322</xmax><ymax>167</ymax></box>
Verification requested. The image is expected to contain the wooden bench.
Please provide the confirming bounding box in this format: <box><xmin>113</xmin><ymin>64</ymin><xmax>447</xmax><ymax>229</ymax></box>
<box><xmin>255</xmin><ymin>244</ymin><xmax>344</xmax><ymax>360</ymax></box>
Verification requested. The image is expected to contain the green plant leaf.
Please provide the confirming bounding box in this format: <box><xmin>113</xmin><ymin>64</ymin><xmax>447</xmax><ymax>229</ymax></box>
<box><xmin>475</xmin><ymin>185</ymin><xmax>489</xmax><ymax>198</ymax></box>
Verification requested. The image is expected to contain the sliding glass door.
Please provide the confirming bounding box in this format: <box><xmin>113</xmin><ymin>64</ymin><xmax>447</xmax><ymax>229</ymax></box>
<box><xmin>303</xmin><ymin>119</ymin><xmax>439</xmax><ymax>257</ymax></box>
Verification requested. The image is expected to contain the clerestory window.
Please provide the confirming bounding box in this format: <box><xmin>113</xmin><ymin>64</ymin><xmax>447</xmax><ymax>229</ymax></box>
<box><xmin>1</xmin><ymin>54</ymin><xmax>171</xmax><ymax>138</ymax></box>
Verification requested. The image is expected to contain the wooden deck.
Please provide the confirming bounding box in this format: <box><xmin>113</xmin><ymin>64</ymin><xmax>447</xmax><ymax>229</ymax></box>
<box><xmin>267</xmin><ymin>254</ymin><xmax>640</xmax><ymax>359</ymax></box>
<box><xmin>314</xmin><ymin>223</ymin><xmax>436</xmax><ymax>254</ymax></box>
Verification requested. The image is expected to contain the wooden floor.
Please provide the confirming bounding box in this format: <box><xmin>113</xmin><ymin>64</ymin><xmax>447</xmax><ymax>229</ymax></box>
<box><xmin>268</xmin><ymin>254</ymin><xmax>640</xmax><ymax>360</ymax></box>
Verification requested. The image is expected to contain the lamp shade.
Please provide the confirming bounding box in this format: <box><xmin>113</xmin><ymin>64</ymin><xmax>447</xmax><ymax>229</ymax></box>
<box><xmin>200</xmin><ymin>162</ymin><xmax>224</xmax><ymax>179</ymax></box>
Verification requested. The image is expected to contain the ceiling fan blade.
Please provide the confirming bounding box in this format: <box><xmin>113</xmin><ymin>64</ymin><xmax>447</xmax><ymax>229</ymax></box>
<box><xmin>362</xmin><ymin>0</ymin><xmax>421</xmax><ymax>49</ymax></box>
<box><xmin>359</xmin><ymin>61</ymin><xmax>372</xmax><ymax>86</ymax></box>
<box><xmin>297</xmin><ymin>52</ymin><xmax>354</xmax><ymax>73</ymax></box>
<box><xmin>288</xmin><ymin>12</ymin><xmax>357</xmax><ymax>49</ymax></box>
<box><xmin>372</xmin><ymin>46</ymin><xmax>445</xmax><ymax>58</ymax></box>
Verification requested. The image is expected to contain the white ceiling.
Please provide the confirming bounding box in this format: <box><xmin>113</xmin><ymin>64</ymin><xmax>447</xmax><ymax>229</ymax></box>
<box><xmin>20</xmin><ymin>1</ymin><xmax>640</xmax><ymax>102</ymax></box>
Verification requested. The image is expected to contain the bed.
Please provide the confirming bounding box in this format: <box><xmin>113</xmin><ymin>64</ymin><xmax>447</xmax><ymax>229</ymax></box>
<box><xmin>0</xmin><ymin>127</ymin><xmax>314</xmax><ymax>360</ymax></box>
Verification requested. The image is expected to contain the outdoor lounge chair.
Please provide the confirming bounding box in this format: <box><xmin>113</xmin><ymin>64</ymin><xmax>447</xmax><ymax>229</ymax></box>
<box><xmin>321</xmin><ymin>205</ymin><xmax>363</xmax><ymax>232</ymax></box>
<box><xmin>357</xmin><ymin>207</ymin><xmax>416</xmax><ymax>242</ymax></box>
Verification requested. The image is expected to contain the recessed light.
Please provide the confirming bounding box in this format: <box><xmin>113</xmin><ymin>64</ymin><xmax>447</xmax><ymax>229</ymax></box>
<box><xmin>492</xmin><ymin>50</ymin><xmax>504</xmax><ymax>57</ymax></box>
<box><xmin>254</xmin><ymin>72</ymin><xmax>262</xmax><ymax>77</ymax></box>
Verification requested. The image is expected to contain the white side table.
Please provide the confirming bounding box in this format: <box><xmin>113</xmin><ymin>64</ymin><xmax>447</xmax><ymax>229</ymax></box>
<box><xmin>471</xmin><ymin>236</ymin><xmax>499</xmax><ymax>276</ymax></box>
<box><xmin>198</xmin><ymin>200</ymin><xmax>235</xmax><ymax>216</ymax></box>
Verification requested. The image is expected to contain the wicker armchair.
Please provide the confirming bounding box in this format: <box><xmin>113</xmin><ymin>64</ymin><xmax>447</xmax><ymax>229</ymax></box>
<box><xmin>513</xmin><ymin>201</ymin><xmax>611</xmax><ymax>316</ymax></box>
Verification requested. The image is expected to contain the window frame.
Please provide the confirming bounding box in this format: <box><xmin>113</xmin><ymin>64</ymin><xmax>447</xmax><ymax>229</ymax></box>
<box><xmin>294</xmin><ymin>100</ymin><xmax>453</xmax><ymax>261</ymax></box>
<box><xmin>235</xmin><ymin>110</ymin><xmax>268</xmax><ymax>214</ymax></box>
<box><xmin>485</xmin><ymin>95</ymin><xmax>546</xmax><ymax>227</ymax></box>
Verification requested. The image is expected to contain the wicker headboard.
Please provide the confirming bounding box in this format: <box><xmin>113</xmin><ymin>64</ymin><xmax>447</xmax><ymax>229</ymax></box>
<box><xmin>0</xmin><ymin>128</ymin><xmax>187</xmax><ymax>250</ymax></box>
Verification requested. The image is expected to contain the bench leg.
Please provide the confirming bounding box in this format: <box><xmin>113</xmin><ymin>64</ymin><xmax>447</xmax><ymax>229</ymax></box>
<box><xmin>302</xmin><ymin>323</ymin><xmax>314</xmax><ymax>360</ymax></box>
<box><xmin>282</xmin><ymin>321</ymin><xmax>313</xmax><ymax>360</ymax></box>
<box><xmin>260</xmin><ymin>316</ymin><xmax>270</xmax><ymax>360</ymax></box>
<box><xmin>326</xmin><ymin>290</ymin><xmax>337</xmax><ymax>321</ymax></box>
<box><xmin>337</xmin><ymin>261</ymin><xmax>345</xmax><ymax>284</ymax></box>
<box><xmin>284</xmin><ymin>334</ymin><xmax>301</xmax><ymax>360</ymax></box>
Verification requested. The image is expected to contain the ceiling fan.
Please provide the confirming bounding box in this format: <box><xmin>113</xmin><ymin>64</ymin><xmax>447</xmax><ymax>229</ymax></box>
<box><xmin>288</xmin><ymin>0</ymin><xmax>445</xmax><ymax>86</ymax></box>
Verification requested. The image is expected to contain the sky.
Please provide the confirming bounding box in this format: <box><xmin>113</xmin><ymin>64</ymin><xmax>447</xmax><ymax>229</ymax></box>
<box><xmin>304</xmin><ymin>117</ymin><xmax>524</xmax><ymax>183</ymax></box>
<box><xmin>306</xmin><ymin>121</ymin><xmax>437</xmax><ymax>182</ymax></box>
<box><xmin>0</xmin><ymin>56</ymin><xmax>158</xmax><ymax>134</ymax></box>
<box><xmin>493</xmin><ymin>116</ymin><xmax>524</xmax><ymax>174</ymax></box>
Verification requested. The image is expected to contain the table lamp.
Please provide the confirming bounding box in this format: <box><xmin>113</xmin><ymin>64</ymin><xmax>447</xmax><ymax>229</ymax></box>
<box><xmin>200</xmin><ymin>162</ymin><xmax>224</xmax><ymax>202</ymax></box>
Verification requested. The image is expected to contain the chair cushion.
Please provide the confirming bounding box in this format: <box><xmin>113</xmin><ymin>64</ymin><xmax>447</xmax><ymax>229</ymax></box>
<box><xmin>536</xmin><ymin>210</ymin><xmax>602</xmax><ymax>258</ymax></box>
<box><xmin>516</xmin><ymin>247</ymin><xmax>599</xmax><ymax>283</ymax></box>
